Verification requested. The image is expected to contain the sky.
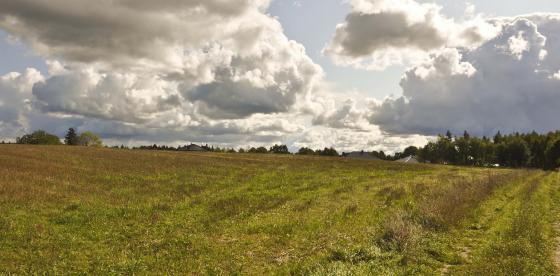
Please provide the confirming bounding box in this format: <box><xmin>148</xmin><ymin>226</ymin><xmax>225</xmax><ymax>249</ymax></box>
<box><xmin>1</xmin><ymin>0</ymin><xmax>560</xmax><ymax>152</ymax></box>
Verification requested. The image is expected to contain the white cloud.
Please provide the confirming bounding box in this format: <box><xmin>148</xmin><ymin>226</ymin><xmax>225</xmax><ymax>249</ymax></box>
<box><xmin>0</xmin><ymin>0</ymin><xmax>322</xmax><ymax>121</ymax></box>
<box><xmin>311</xmin><ymin>99</ymin><xmax>372</xmax><ymax>131</ymax></box>
<box><xmin>369</xmin><ymin>15</ymin><xmax>560</xmax><ymax>136</ymax></box>
<box><xmin>0</xmin><ymin>69</ymin><xmax>44</xmax><ymax>139</ymax></box>
<box><xmin>293</xmin><ymin>126</ymin><xmax>429</xmax><ymax>154</ymax></box>
<box><xmin>324</xmin><ymin>0</ymin><xmax>499</xmax><ymax>70</ymax></box>
<box><xmin>0</xmin><ymin>0</ymin><xmax>341</xmax><ymax>147</ymax></box>
<box><xmin>0</xmin><ymin>0</ymin><xmax>449</xmax><ymax>152</ymax></box>
<box><xmin>506</xmin><ymin>31</ymin><xmax>530</xmax><ymax>60</ymax></box>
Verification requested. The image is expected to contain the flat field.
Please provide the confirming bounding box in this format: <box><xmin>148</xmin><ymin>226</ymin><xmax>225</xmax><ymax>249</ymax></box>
<box><xmin>0</xmin><ymin>145</ymin><xmax>559</xmax><ymax>275</ymax></box>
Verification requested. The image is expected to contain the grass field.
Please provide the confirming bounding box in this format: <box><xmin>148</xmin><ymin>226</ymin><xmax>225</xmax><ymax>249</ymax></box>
<box><xmin>0</xmin><ymin>145</ymin><xmax>559</xmax><ymax>275</ymax></box>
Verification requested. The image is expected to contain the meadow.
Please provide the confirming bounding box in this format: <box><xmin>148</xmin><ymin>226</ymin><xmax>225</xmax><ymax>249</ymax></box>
<box><xmin>0</xmin><ymin>145</ymin><xmax>559</xmax><ymax>275</ymax></box>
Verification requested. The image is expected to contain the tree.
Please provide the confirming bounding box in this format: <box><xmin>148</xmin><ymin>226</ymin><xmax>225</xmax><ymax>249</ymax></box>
<box><xmin>546</xmin><ymin>139</ymin><xmax>560</xmax><ymax>169</ymax></box>
<box><xmin>402</xmin><ymin>146</ymin><xmax>418</xmax><ymax>157</ymax></box>
<box><xmin>16</xmin><ymin>130</ymin><xmax>62</xmax><ymax>145</ymax></box>
<box><xmin>318</xmin><ymin>147</ymin><xmax>339</xmax><ymax>157</ymax></box>
<box><xmin>249</xmin><ymin>147</ymin><xmax>268</xmax><ymax>154</ymax></box>
<box><xmin>445</xmin><ymin>130</ymin><xmax>453</xmax><ymax>140</ymax></box>
<box><xmin>525</xmin><ymin>131</ymin><xmax>547</xmax><ymax>168</ymax></box>
<box><xmin>255</xmin><ymin>147</ymin><xmax>268</xmax><ymax>153</ymax></box>
<box><xmin>298</xmin><ymin>147</ymin><xmax>315</xmax><ymax>155</ymax></box>
<box><xmin>270</xmin><ymin>144</ymin><xmax>290</xmax><ymax>154</ymax></box>
<box><xmin>78</xmin><ymin>131</ymin><xmax>103</xmax><ymax>147</ymax></box>
<box><xmin>64</xmin><ymin>128</ymin><xmax>79</xmax><ymax>145</ymax></box>
<box><xmin>493</xmin><ymin>131</ymin><xmax>503</xmax><ymax>144</ymax></box>
<box><xmin>503</xmin><ymin>139</ymin><xmax>531</xmax><ymax>168</ymax></box>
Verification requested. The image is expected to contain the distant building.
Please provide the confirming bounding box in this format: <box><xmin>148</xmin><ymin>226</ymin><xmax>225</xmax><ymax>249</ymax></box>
<box><xmin>343</xmin><ymin>151</ymin><xmax>380</xmax><ymax>160</ymax></box>
<box><xmin>395</xmin><ymin>156</ymin><xmax>419</xmax><ymax>164</ymax></box>
<box><xmin>184</xmin><ymin>144</ymin><xmax>207</xmax><ymax>152</ymax></box>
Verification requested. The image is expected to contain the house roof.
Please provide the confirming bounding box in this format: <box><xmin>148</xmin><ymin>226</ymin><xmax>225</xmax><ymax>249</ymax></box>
<box><xmin>185</xmin><ymin>144</ymin><xmax>206</xmax><ymax>151</ymax></box>
<box><xmin>395</xmin><ymin>156</ymin><xmax>419</xmax><ymax>164</ymax></box>
<box><xmin>344</xmin><ymin>151</ymin><xmax>380</xmax><ymax>160</ymax></box>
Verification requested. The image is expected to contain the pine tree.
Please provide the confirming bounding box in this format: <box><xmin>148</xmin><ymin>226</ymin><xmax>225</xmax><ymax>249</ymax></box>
<box><xmin>446</xmin><ymin>130</ymin><xmax>453</xmax><ymax>140</ymax></box>
<box><xmin>64</xmin><ymin>128</ymin><xmax>79</xmax><ymax>145</ymax></box>
<box><xmin>494</xmin><ymin>131</ymin><xmax>503</xmax><ymax>144</ymax></box>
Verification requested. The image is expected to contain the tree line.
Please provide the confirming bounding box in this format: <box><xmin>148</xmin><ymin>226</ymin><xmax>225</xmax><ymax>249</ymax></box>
<box><xmin>8</xmin><ymin>128</ymin><xmax>103</xmax><ymax>147</ymax></box>
<box><xmin>417</xmin><ymin>130</ymin><xmax>560</xmax><ymax>170</ymax></box>
<box><xmin>130</xmin><ymin>143</ymin><xmax>340</xmax><ymax>156</ymax></box>
<box><xmin>4</xmin><ymin>128</ymin><xmax>560</xmax><ymax>170</ymax></box>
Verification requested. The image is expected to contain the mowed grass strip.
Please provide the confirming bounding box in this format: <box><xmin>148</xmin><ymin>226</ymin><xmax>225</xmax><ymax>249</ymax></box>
<box><xmin>0</xmin><ymin>145</ymin><xmax>531</xmax><ymax>274</ymax></box>
<box><xmin>448</xmin><ymin>172</ymin><xmax>560</xmax><ymax>275</ymax></box>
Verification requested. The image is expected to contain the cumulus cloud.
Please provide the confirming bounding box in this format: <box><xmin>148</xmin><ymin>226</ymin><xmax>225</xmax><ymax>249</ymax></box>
<box><xmin>0</xmin><ymin>0</ymin><xmax>338</xmax><ymax>147</ymax></box>
<box><xmin>324</xmin><ymin>0</ymin><xmax>498</xmax><ymax>70</ymax></box>
<box><xmin>293</xmin><ymin>126</ymin><xmax>428</xmax><ymax>153</ymax></box>
<box><xmin>32</xmin><ymin>68</ymin><xmax>185</xmax><ymax>124</ymax></box>
<box><xmin>0</xmin><ymin>69</ymin><xmax>44</xmax><ymax>139</ymax></box>
<box><xmin>311</xmin><ymin>99</ymin><xmax>372</xmax><ymax>131</ymax></box>
<box><xmin>0</xmin><ymin>0</ymin><xmax>270</xmax><ymax>70</ymax></box>
<box><xmin>0</xmin><ymin>0</ymin><xmax>322</xmax><ymax>121</ymax></box>
<box><xmin>7</xmin><ymin>0</ymin><xmax>526</xmax><ymax>152</ymax></box>
<box><xmin>369</xmin><ymin>15</ymin><xmax>560</xmax><ymax>136</ymax></box>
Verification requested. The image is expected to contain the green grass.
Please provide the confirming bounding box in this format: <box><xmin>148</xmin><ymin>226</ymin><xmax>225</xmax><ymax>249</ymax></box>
<box><xmin>446</xmin><ymin>172</ymin><xmax>559</xmax><ymax>275</ymax></box>
<box><xmin>0</xmin><ymin>145</ymin><xmax>558</xmax><ymax>275</ymax></box>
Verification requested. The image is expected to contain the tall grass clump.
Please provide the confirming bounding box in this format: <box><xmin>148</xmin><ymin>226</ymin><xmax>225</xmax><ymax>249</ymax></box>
<box><xmin>375</xmin><ymin>170</ymin><xmax>525</xmax><ymax>267</ymax></box>
<box><xmin>377</xmin><ymin>210</ymin><xmax>423</xmax><ymax>264</ymax></box>
<box><xmin>419</xmin><ymin>171</ymin><xmax>525</xmax><ymax>230</ymax></box>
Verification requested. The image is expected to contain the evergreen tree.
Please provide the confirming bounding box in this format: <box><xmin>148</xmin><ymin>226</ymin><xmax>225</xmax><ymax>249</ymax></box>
<box><xmin>445</xmin><ymin>130</ymin><xmax>453</xmax><ymax>140</ymax></box>
<box><xmin>64</xmin><ymin>128</ymin><xmax>79</xmax><ymax>145</ymax></box>
<box><xmin>494</xmin><ymin>131</ymin><xmax>503</xmax><ymax>144</ymax></box>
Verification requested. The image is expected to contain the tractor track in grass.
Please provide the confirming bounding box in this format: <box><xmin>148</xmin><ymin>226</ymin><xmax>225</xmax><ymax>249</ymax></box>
<box><xmin>458</xmin><ymin>172</ymin><xmax>558</xmax><ymax>275</ymax></box>
<box><xmin>553</xmin><ymin>172</ymin><xmax>560</xmax><ymax>275</ymax></box>
<box><xmin>441</xmin><ymin>172</ymin><xmax>549</xmax><ymax>275</ymax></box>
<box><xmin>554</xmin><ymin>222</ymin><xmax>560</xmax><ymax>275</ymax></box>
